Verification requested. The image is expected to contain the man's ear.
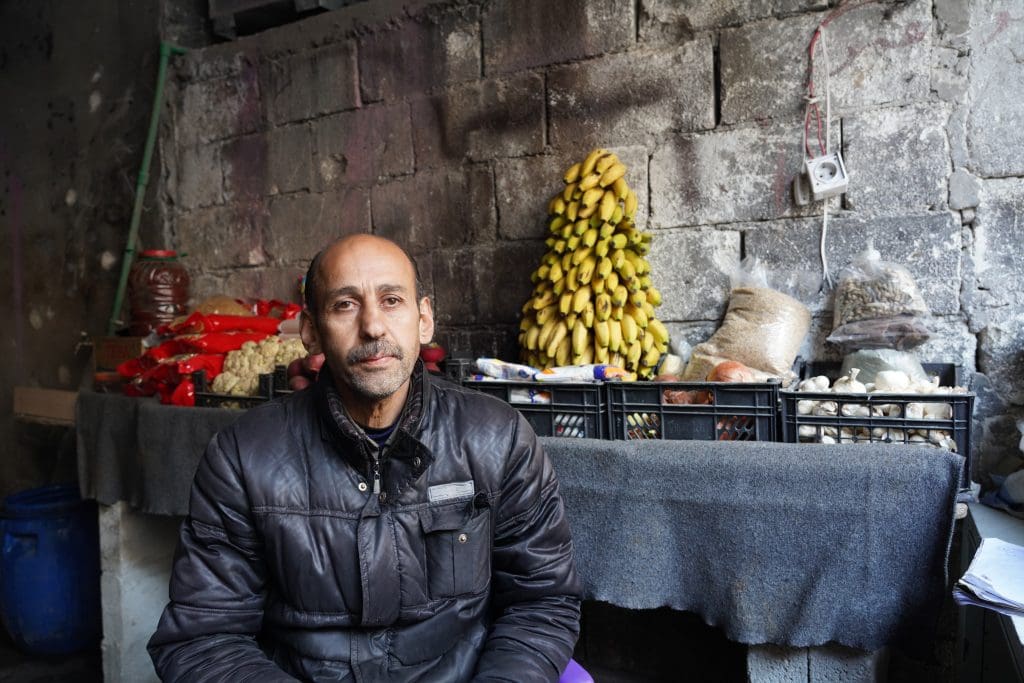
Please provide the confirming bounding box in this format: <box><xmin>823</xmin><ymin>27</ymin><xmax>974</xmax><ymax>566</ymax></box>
<box><xmin>418</xmin><ymin>296</ymin><xmax>435</xmax><ymax>344</ymax></box>
<box><xmin>299</xmin><ymin>310</ymin><xmax>322</xmax><ymax>355</ymax></box>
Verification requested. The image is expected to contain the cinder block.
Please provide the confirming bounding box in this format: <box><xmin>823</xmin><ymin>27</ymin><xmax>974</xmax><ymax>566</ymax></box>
<box><xmin>482</xmin><ymin>0</ymin><xmax>634</xmax><ymax>75</ymax></box>
<box><xmin>219</xmin><ymin>266</ymin><xmax>306</xmax><ymax>303</ymax></box>
<box><xmin>841</xmin><ymin>104</ymin><xmax>950</xmax><ymax>216</ymax></box>
<box><xmin>435</xmin><ymin>326</ymin><xmax>519</xmax><ymax>363</ymax></box>
<box><xmin>548</xmin><ymin>39</ymin><xmax>714</xmax><ymax>149</ymax></box>
<box><xmin>175</xmin><ymin>202</ymin><xmax>269</xmax><ymax>270</ymax></box>
<box><xmin>359</xmin><ymin>7</ymin><xmax>480</xmax><ymax>103</ymax></box>
<box><xmin>313</xmin><ymin>103</ymin><xmax>414</xmax><ymax>186</ymax></box>
<box><xmin>372</xmin><ymin>167</ymin><xmax>494</xmax><ymax>251</ymax></box>
<box><xmin>263</xmin><ymin>42</ymin><xmax>360</xmax><ymax>125</ymax></box>
<box><xmin>966</xmin><ymin>0</ymin><xmax>1024</xmax><ymax>177</ymax></box>
<box><xmin>966</xmin><ymin>178</ymin><xmax>1024</xmax><ymax>326</ymax></box>
<box><xmin>979</xmin><ymin>314</ymin><xmax>1024</xmax><ymax>405</ymax></box>
<box><xmin>646</xmin><ymin>228</ymin><xmax>741</xmax><ymax>322</ymax></box>
<box><xmin>639</xmin><ymin>0</ymin><xmax>827</xmax><ymax>38</ymax></box>
<box><xmin>649</xmin><ymin>122</ymin><xmax>810</xmax><ymax>228</ymax></box>
<box><xmin>720</xmin><ymin>2</ymin><xmax>931</xmax><ymax>126</ymax></box>
<box><xmin>413</xmin><ymin>72</ymin><xmax>546</xmax><ymax>165</ymax></box>
<box><xmin>494</xmin><ymin>154</ymin><xmax>580</xmax><ymax>241</ymax></box>
<box><xmin>912</xmin><ymin>316</ymin><xmax>976</xmax><ymax>372</ymax></box>
<box><xmin>175</xmin><ymin>143</ymin><xmax>223</xmax><ymax>210</ymax></box>
<box><xmin>430</xmin><ymin>247</ymin><xmax>477</xmax><ymax>326</ymax></box>
<box><xmin>267</xmin><ymin>124</ymin><xmax>314</xmax><ymax>195</ymax></box>
<box><xmin>473</xmin><ymin>240</ymin><xmax>548</xmax><ymax>325</ymax></box>
<box><xmin>222</xmin><ymin>134</ymin><xmax>269</xmax><ymax>202</ymax></box>
<box><xmin>266</xmin><ymin>189</ymin><xmax>371</xmax><ymax>264</ymax></box>
<box><xmin>745</xmin><ymin>212</ymin><xmax>962</xmax><ymax>318</ymax></box>
<box><xmin>176</xmin><ymin>64</ymin><xmax>262</xmax><ymax>146</ymax></box>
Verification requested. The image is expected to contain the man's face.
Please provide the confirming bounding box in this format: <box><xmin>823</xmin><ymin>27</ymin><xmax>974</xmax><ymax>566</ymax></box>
<box><xmin>300</xmin><ymin>236</ymin><xmax>434</xmax><ymax>407</ymax></box>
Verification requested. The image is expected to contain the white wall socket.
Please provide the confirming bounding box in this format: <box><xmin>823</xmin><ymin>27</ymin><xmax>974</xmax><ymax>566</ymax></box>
<box><xmin>804</xmin><ymin>152</ymin><xmax>849</xmax><ymax>201</ymax></box>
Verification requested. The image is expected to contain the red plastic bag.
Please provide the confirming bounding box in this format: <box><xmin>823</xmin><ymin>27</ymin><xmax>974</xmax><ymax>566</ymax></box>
<box><xmin>167</xmin><ymin>312</ymin><xmax>283</xmax><ymax>336</ymax></box>
<box><xmin>176</xmin><ymin>331</ymin><xmax>271</xmax><ymax>354</ymax></box>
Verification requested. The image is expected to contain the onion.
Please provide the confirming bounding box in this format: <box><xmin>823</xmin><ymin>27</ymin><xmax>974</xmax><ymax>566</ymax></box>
<box><xmin>303</xmin><ymin>353</ymin><xmax>325</xmax><ymax>373</ymax></box>
<box><xmin>707</xmin><ymin>360</ymin><xmax>754</xmax><ymax>383</ymax></box>
<box><xmin>289</xmin><ymin>375</ymin><xmax>313</xmax><ymax>391</ymax></box>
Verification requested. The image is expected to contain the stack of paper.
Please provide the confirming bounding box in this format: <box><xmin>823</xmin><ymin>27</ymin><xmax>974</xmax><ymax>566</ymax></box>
<box><xmin>954</xmin><ymin>537</ymin><xmax>1024</xmax><ymax>617</ymax></box>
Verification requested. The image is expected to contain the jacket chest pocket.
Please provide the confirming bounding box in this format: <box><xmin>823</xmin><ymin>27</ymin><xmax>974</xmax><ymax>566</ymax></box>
<box><xmin>420</xmin><ymin>499</ymin><xmax>492</xmax><ymax>599</ymax></box>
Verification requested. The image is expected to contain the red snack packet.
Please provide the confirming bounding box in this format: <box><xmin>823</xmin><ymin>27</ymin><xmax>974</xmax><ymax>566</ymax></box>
<box><xmin>175</xmin><ymin>331</ymin><xmax>271</xmax><ymax>354</ymax></box>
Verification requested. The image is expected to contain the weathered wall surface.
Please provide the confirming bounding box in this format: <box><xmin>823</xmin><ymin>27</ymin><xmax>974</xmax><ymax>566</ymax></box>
<box><xmin>160</xmin><ymin>0</ymin><xmax>1022</xmax><ymax>481</ymax></box>
<box><xmin>0</xmin><ymin>0</ymin><xmax>166</xmax><ymax>497</ymax></box>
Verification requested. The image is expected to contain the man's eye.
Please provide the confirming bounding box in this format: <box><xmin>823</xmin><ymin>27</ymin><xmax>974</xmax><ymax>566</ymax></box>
<box><xmin>331</xmin><ymin>300</ymin><xmax>354</xmax><ymax>311</ymax></box>
<box><xmin>383</xmin><ymin>296</ymin><xmax>401</xmax><ymax>307</ymax></box>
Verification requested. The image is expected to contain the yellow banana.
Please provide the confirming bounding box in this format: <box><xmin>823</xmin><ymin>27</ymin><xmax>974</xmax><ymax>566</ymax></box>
<box><xmin>648</xmin><ymin>318</ymin><xmax>669</xmax><ymax>346</ymax></box>
<box><xmin>548</xmin><ymin>260</ymin><xmax>563</xmax><ymax>283</ymax></box>
<box><xmin>599</xmin><ymin>189</ymin><xmax>617</xmax><ymax>222</ymax></box>
<box><xmin>546</xmin><ymin>320</ymin><xmax>568</xmax><ymax>358</ymax></box>
<box><xmin>532</xmin><ymin>289</ymin><xmax>555</xmax><ymax>309</ymax></box>
<box><xmin>610</xmin><ymin>352</ymin><xmax>625</xmax><ymax>369</ymax></box>
<box><xmin>549</xmin><ymin>195</ymin><xmax>566</xmax><ymax>215</ymax></box>
<box><xmin>537</xmin><ymin>264</ymin><xmax>550</xmax><ymax>280</ymax></box>
<box><xmin>627</xmin><ymin>339</ymin><xmax>642</xmax><ymax>368</ymax></box>
<box><xmin>567</xmin><ymin>265</ymin><xmax>580</xmax><ymax>291</ymax></box>
<box><xmin>571</xmin><ymin>245</ymin><xmax>592</xmax><ymax>267</ymax></box>
<box><xmin>562</xmin><ymin>251</ymin><xmax>573</xmax><ymax>272</ymax></box>
<box><xmin>610</xmin><ymin>205</ymin><xmax>623</xmax><ymax>225</ymax></box>
<box><xmin>595</xmin><ymin>238</ymin><xmax>610</xmax><ymax>258</ymax></box>
<box><xmin>563</xmin><ymin>162</ymin><xmax>582</xmax><ymax>185</ymax></box>
<box><xmin>582</xmin><ymin>301</ymin><xmax>595</xmax><ymax>328</ymax></box>
<box><xmin>553</xmin><ymin>239</ymin><xmax>566</xmax><ymax>253</ymax></box>
<box><xmin>611</xmin><ymin>234</ymin><xmax>628</xmax><ymax>250</ymax></box>
<box><xmin>524</xmin><ymin>324</ymin><xmax>541</xmax><ymax>350</ymax></box>
<box><xmin>621</xmin><ymin>313</ymin><xmax>638</xmax><ymax>343</ymax></box>
<box><xmin>559</xmin><ymin>290</ymin><xmax>573</xmax><ymax>316</ymax></box>
<box><xmin>577</xmin><ymin>255</ymin><xmax>597</xmax><ymax>285</ymax></box>
<box><xmin>578</xmin><ymin>202</ymin><xmax>597</xmax><ymax>219</ymax></box>
<box><xmin>580</xmin><ymin>148</ymin><xmax>607</xmax><ymax>177</ymax></box>
<box><xmin>594</xmin><ymin>320</ymin><xmax>610</xmax><ymax>348</ymax></box>
<box><xmin>536</xmin><ymin>304</ymin><xmax>558</xmax><ymax>326</ymax></box>
<box><xmin>642</xmin><ymin>301</ymin><xmax>656</xmax><ymax>319</ymax></box>
<box><xmin>611</xmin><ymin>284</ymin><xmax>629</xmax><ymax>307</ymax></box>
<box><xmin>642</xmin><ymin>329</ymin><xmax>654</xmax><ymax>353</ymax></box>
<box><xmin>612</xmin><ymin>176</ymin><xmax>629</xmax><ymax>200</ymax></box>
<box><xmin>642</xmin><ymin>345</ymin><xmax>661</xmax><ymax>369</ymax></box>
<box><xmin>572</xmin><ymin>319</ymin><xmax>589</xmax><ymax>355</ymax></box>
<box><xmin>566</xmin><ymin>200</ymin><xmax>579</xmax><ymax>221</ymax></box>
<box><xmin>624</xmin><ymin>189</ymin><xmax>638</xmax><ymax>217</ymax></box>
<box><xmin>627</xmin><ymin>303</ymin><xmax>648</xmax><ymax>328</ymax></box>
<box><xmin>574</xmin><ymin>218</ymin><xmax>589</xmax><ymax>236</ymax></box>
<box><xmin>594</xmin><ymin>343</ymin><xmax>610</xmax><ymax>364</ymax></box>
<box><xmin>630</xmin><ymin>289</ymin><xmax>647</xmax><ymax>307</ymax></box>
<box><xmin>552</xmin><ymin>277</ymin><xmax>565</xmax><ymax>296</ymax></box>
<box><xmin>579</xmin><ymin>173</ymin><xmax>602</xmax><ymax>192</ymax></box>
<box><xmin>594</xmin><ymin>293</ymin><xmax>611</xmax><ymax>321</ymax></box>
<box><xmin>599</xmin><ymin>221</ymin><xmax>616</xmax><ymax>239</ymax></box>
<box><xmin>580</xmin><ymin>345</ymin><xmax>595</xmax><ymax>365</ymax></box>
<box><xmin>608</xmin><ymin>319</ymin><xmax>623</xmax><ymax>353</ymax></box>
<box><xmin>555</xmin><ymin>335</ymin><xmax>571</xmax><ymax>366</ymax></box>
<box><xmin>572</xmin><ymin>284</ymin><xmax>592</xmax><ymax>314</ymax></box>
<box><xmin>566</xmin><ymin>234</ymin><xmax>580</xmax><ymax>251</ymax></box>
<box><xmin>549</xmin><ymin>215</ymin><xmax>567</xmax><ymax>233</ymax></box>
<box><xmin>581</xmin><ymin>187</ymin><xmax>604</xmax><ymax>207</ymax></box>
<box><xmin>618</xmin><ymin>259</ymin><xmax>636</xmax><ymax>282</ymax></box>
<box><xmin>605</xmin><ymin>271</ymin><xmax>619</xmax><ymax>293</ymax></box>
<box><xmin>595</xmin><ymin>153</ymin><xmax>619</xmax><ymax>175</ymax></box>
<box><xmin>566</xmin><ymin>312</ymin><xmax>578</xmax><ymax>329</ymax></box>
<box><xmin>582</xmin><ymin>227</ymin><xmax>598</xmax><ymax>248</ymax></box>
<box><xmin>538</xmin><ymin>317</ymin><xmax>558</xmax><ymax>350</ymax></box>
<box><xmin>597</xmin><ymin>256</ymin><xmax>613</xmax><ymax>279</ymax></box>
<box><xmin>599</xmin><ymin>162</ymin><xmax>627</xmax><ymax>187</ymax></box>
<box><xmin>562</xmin><ymin>182</ymin><xmax>578</xmax><ymax>202</ymax></box>
<box><xmin>592</xmin><ymin>275</ymin><xmax>605</xmax><ymax>295</ymax></box>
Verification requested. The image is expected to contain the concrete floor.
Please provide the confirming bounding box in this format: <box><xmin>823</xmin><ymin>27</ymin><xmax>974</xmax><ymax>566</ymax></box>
<box><xmin>0</xmin><ymin>629</ymin><xmax>101</xmax><ymax>683</ymax></box>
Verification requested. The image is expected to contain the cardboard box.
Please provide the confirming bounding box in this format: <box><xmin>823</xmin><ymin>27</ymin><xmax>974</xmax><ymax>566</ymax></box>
<box><xmin>94</xmin><ymin>336</ymin><xmax>146</xmax><ymax>370</ymax></box>
<box><xmin>14</xmin><ymin>387</ymin><xmax>78</xmax><ymax>426</ymax></box>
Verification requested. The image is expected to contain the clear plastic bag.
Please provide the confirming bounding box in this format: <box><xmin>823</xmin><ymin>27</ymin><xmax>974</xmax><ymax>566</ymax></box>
<box><xmin>683</xmin><ymin>257</ymin><xmax>811</xmax><ymax>380</ymax></box>
<box><xmin>828</xmin><ymin>242</ymin><xmax>930</xmax><ymax>352</ymax></box>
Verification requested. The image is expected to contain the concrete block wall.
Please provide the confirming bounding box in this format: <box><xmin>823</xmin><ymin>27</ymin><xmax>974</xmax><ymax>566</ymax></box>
<box><xmin>160</xmin><ymin>0</ymin><xmax>1024</xmax><ymax>482</ymax></box>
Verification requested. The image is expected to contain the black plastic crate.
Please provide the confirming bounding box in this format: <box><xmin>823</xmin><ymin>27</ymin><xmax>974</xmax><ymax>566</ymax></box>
<box><xmin>462</xmin><ymin>379</ymin><xmax>605</xmax><ymax>439</ymax></box>
<box><xmin>605</xmin><ymin>381</ymin><xmax>780</xmax><ymax>442</ymax></box>
<box><xmin>442</xmin><ymin>357</ymin><xmax>476</xmax><ymax>383</ymax></box>
<box><xmin>780</xmin><ymin>362</ymin><xmax>974</xmax><ymax>486</ymax></box>
<box><xmin>192</xmin><ymin>370</ymin><xmax>273</xmax><ymax>409</ymax></box>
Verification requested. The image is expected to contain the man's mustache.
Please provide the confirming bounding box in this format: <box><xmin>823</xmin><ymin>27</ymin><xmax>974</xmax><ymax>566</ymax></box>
<box><xmin>347</xmin><ymin>340</ymin><xmax>404</xmax><ymax>364</ymax></box>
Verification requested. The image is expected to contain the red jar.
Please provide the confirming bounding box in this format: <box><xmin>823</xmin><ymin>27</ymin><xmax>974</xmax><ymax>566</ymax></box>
<box><xmin>128</xmin><ymin>250</ymin><xmax>190</xmax><ymax>336</ymax></box>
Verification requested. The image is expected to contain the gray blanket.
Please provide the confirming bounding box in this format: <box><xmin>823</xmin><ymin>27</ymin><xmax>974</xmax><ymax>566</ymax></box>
<box><xmin>75</xmin><ymin>391</ymin><xmax>962</xmax><ymax>650</ymax></box>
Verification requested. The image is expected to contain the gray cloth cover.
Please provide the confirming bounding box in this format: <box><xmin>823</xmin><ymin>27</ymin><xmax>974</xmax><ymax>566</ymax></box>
<box><xmin>76</xmin><ymin>391</ymin><xmax>962</xmax><ymax>650</ymax></box>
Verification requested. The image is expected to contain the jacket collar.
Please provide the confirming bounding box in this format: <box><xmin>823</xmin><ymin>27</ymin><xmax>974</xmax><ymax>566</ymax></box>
<box><xmin>314</xmin><ymin>360</ymin><xmax>435</xmax><ymax>499</ymax></box>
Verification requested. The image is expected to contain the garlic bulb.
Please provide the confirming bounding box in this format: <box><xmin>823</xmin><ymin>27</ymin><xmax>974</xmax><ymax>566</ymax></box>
<box><xmin>873</xmin><ymin>370</ymin><xmax>910</xmax><ymax>393</ymax></box>
<box><xmin>923</xmin><ymin>402</ymin><xmax>953</xmax><ymax>420</ymax></box>
<box><xmin>798</xmin><ymin>375</ymin><xmax>831</xmax><ymax>392</ymax></box>
<box><xmin>832</xmin><ymin>368</ymin><xmax>866</xmax><ymax>393</ymax></box>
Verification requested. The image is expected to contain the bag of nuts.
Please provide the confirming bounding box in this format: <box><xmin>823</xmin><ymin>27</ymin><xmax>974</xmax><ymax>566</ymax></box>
<box><xmin>827</xmin><ymin>242</ymin><xmax>930</xmax><ymax>352</ymax></box>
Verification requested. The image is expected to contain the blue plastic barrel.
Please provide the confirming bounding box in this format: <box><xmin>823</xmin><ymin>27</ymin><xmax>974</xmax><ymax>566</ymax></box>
<box><xmin>0</xmin><ymin>484</ymin><xmax>101</xmax><ymax>655</ymax></box>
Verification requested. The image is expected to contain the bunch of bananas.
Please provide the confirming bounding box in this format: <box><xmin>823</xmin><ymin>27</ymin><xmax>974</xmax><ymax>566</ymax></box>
<box><xmin>518</xmin><ymin>148</ymin><xmax>670</xmax><ymax>379</ymax></box>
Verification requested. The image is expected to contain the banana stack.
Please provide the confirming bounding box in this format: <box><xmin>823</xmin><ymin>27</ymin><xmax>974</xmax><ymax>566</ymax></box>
<box><xmin>518</xmin><ymin>148</ymin><xmax>670</xmax><ymax>379</ymax></box>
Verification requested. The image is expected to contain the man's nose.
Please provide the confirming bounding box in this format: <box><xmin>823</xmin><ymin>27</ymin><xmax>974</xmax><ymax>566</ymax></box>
<box><xmin>358</xmin><ymin>302</ymin><xmax>387</xmax><ymax>338</ymax></box>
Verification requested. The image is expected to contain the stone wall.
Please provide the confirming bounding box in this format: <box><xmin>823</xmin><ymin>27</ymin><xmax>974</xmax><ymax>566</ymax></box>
<box><xmin>161</xmin><ymin>0</ymin><xmax>1024</xmax><ymax>482</ymax></box>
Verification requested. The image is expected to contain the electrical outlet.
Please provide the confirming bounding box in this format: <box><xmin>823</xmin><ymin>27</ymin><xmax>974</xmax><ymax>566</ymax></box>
<box><xmin>804</xmin><ymin>152</ymin><xmax>849</xmax><ymax>201</ymax></box>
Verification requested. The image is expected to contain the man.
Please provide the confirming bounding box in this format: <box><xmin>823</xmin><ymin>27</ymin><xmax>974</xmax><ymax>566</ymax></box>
<box><xmin>148</xmin><ymin>234</ymin><xmax>582</xmax><ymax>681</ymax></box>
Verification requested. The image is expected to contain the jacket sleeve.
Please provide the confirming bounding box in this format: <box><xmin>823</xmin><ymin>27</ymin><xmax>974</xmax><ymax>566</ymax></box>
<box><xmin>473</xmin><ymin>415</ymin><xmax>583</xmax><ymax>683</ymax></box>
<box><xmin>147</xmin><ymin>430</ymin><xmax>297</xmax><ymax>682</ymax></box>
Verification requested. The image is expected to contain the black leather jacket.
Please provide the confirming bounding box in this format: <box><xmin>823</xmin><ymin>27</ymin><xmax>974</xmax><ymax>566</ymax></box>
<box><xmin>148</xmin><ymin>363</ymin><xmax>581</xmax><ymax>681</ymax></box>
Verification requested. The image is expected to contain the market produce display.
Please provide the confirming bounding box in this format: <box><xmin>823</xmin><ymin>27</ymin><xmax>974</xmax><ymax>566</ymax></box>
<box><xmin>518</xmin><ymin>149</ymin><xmax>669</xmax><ymax>378</ymax></box>
<box><xmin>212</xmin><ymin>336</ymin><xmax>307</xmax><ymax>396</ymax></box>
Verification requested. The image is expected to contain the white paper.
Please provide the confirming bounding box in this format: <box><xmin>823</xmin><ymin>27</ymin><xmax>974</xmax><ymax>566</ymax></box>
<box><xmin>954</xmin><ymin>537</ymin><xmax>1024</xmax><ymax>615</ymax></box>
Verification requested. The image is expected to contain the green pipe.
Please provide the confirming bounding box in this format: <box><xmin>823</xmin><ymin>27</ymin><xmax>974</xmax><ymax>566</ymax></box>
<box><xmin>107</xmin><ymin>41</ymin><xmax>188</xmax><ymax>335</ymax></box>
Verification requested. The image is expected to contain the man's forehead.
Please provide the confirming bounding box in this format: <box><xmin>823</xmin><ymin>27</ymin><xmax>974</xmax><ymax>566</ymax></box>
<box><xmin>319</xmin><ymin>242</ymin><xmax>416</xmax><ymax>287</ymax></box>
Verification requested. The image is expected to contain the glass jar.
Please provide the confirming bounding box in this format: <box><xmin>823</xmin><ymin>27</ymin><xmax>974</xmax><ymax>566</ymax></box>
<box><xmin>128</xmin><ymin>250</ymin><xmax>190</xmax><ymax>336</ymax></box>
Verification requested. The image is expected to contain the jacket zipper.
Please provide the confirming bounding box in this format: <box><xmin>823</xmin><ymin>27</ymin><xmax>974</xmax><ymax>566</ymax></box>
<box><xmin>372</xmin><ymin>455</ymin><xmax>381</xmax><ymax>494</ymax></box>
